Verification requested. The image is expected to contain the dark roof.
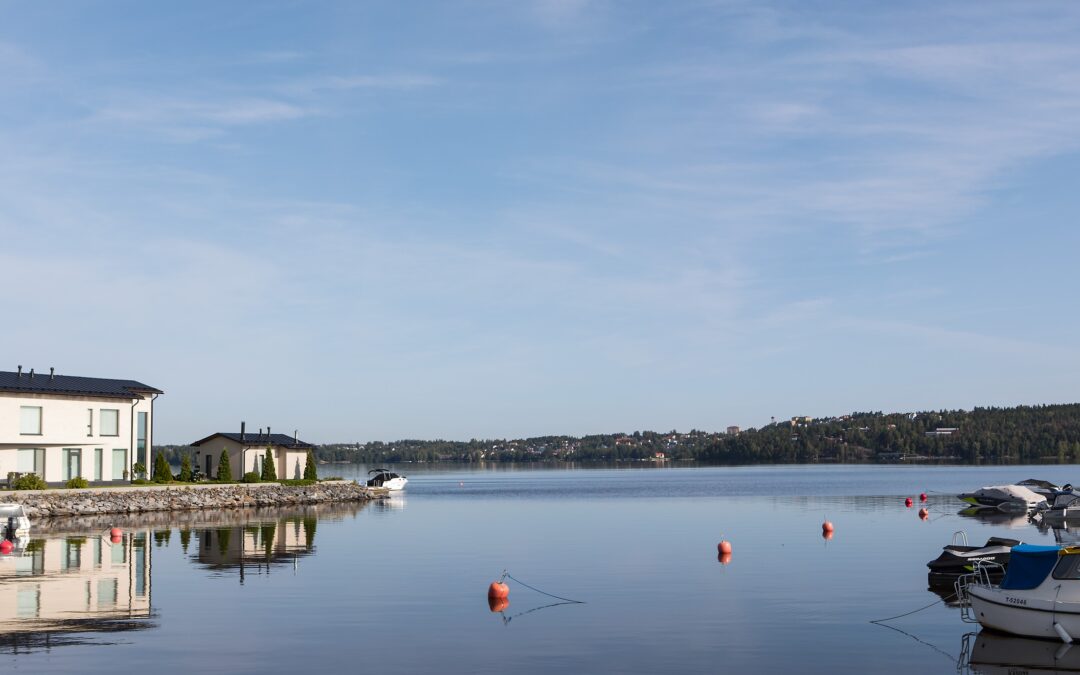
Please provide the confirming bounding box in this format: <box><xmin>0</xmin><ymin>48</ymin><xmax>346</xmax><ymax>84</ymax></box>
<box><xmin>0</xmin><ymin>370</ymin><xmax>162</xmax><ymax>399</ymax></box>
<box><xmin>190</xmin><ymin>432</ymin><xmax>314</xmax><ymax>449</ymax></box>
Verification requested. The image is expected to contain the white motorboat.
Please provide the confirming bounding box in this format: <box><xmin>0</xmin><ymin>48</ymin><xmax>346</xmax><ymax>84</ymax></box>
<box><xmin>0</xmin><ymin>503</ymin><xmax>31</xmax><ymax>538</ymax></box>
<box><xmin>366</xmin><ymin>468</ymin><xmax>407</xmax><ymax>491</ymax></box>
<box><xmin>958</xmin><ymin>544</ymin><xmax>1080</xmax><ymax>642</ymax></box>
<box><xmin>958</xmin><ymin>484</ymin><xmax>1048</xmax><ymax>512</ymax></box>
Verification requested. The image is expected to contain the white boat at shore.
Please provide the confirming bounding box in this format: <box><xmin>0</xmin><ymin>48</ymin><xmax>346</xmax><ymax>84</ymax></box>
<box><xmin>959</xmin><ymin>544</ymin><xmax>1080</xmax><ymax>642</ymax></box>
<box><xmin>0</xmin><ymin>503</ymin><xmax>31</xmax><ymax>538</ymax></box>
<box><xmin>366</xmin><ymin>468</ymin><xmax>407</xmax><ymax>491</ymax></box>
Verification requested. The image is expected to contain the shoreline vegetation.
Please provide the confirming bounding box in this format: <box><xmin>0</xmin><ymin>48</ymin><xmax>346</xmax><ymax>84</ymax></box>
<box><xmin>167</xmin><ymin>403</ymin><xmax>1079</xmax><ymax>466</ymax></box>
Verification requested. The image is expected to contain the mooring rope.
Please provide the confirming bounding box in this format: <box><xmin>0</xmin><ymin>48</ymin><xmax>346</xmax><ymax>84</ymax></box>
<box><xmin>870</xmin><ymin>593</ymin><xmax>952</xmax><ymax>624</ymax></box>
<box><xmin>502</xmin><ymin>570</ymin><xmax>586</xmax><ymax>604</ymax></box>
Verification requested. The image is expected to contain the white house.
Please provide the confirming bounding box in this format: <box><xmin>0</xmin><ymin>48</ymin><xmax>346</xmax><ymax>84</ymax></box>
<box><xmin>0</xmin><ymin>367</ymin><xmax>162</xmax><ymax>484</ymax></box>
<box><xmin>191</xmin><ymin>423</ymin><xmax>313</xmax><ymax>480</ymax></box>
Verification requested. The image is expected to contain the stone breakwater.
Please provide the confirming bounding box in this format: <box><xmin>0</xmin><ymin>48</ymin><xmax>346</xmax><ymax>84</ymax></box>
<box><xmin>3</xmin><ymin>481</ymin><xmax>378</xmax><ymax>519</ymax></box>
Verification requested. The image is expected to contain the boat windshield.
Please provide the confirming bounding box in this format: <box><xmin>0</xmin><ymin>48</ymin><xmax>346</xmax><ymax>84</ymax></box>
<box><xmin>1000</xmin><ymin>545</ymin><xmax>1061</xmax><ymax>590</ymax></box>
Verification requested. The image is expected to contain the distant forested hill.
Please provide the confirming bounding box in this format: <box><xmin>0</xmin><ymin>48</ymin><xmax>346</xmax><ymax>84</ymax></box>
<box><xmin>304</xmin><ymin>403</ymin><xmax>1080</xmax><ymax>465</ymax></box>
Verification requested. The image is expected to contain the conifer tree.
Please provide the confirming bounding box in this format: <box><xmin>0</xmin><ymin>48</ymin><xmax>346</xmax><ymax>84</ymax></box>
<box><xmin>262</xmin><ymin>447</ymin><xmax>277</xmax><ymax>481</ymax></box>
<box><xmin>179</xmin><ymin>454</ymin><xmax>193</xmax><ymax>482</ymax></box>
<box><xmin>303</xmin><ymin>450</ymin><xmax>318</xmax><ymax>481</ymax></box>
<box><xmin>217</xmin><ymin>448</ymin><xmax>232</xmax><ymax>482</ymax></box>
<box><xmin>153</xmin><ymin>451</ymin><xmax>172</xmax><ymax>483</ymax></box>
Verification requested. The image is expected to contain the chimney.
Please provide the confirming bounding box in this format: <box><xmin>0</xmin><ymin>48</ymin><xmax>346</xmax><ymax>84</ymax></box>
<box><xmin>258</xmin><ymin>428</ymin><xmax>263</xmax><ymax>440</ymax></box>
<box><xmin>29</xmin><ymin>368</ymin><xmax>34</xmax><ymax>380</ymax></box>
<box><xmin>294</xmin><ymin>429</ymin><xmax>298</xmax><ymax>444</ymax></box>
<box><xmin>267</xmin><ymin>426</ymin><xmax>271</xmax><ymax>439</ymax></box>
<box><xmin>49</xmin><ymin>367</ymin><xmax>55</xmax><ymax>380</ymax></box>
<box><xmin>241</xmin><ymin>421</ymin><xmax>246</xmax><ymax>442</ymax></box>
<box><xmin>17</xmin><ymin>365</ymin><xmax>22</xmax><ymax>378</ymax></box>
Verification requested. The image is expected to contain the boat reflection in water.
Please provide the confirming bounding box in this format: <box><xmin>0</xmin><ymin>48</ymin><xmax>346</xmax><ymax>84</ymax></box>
<box><xmin>966</xmin><ymin>629</ymin><xmax>1080</xmax><ymax>674</ymax></box>
<box><xmin>957</xmin><ymin>506</ymin><xmax>1031</xmax><ymax>529</ymax></box>
<box><xmin>0</xmin><ymin>529</ymin><xmax>154</xmax><ymax>653</ymax></box>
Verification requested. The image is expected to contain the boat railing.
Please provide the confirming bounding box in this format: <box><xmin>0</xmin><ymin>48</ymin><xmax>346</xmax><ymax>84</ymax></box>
<box><xmin>955</xmin><ymin>560</ymin><xmax>1005</xmax><ymax>624</ymax></box>
<box><xmin>951</xmin><ymin>530</ymin><xmax>969</xmax><ymax>547</ymax></box>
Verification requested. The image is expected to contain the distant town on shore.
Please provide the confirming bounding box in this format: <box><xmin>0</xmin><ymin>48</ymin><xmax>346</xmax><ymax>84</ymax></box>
<box><xmin>156</xmin><ymin>403</ymin><xmax>1080</xmax><ymax>466</ymax></box>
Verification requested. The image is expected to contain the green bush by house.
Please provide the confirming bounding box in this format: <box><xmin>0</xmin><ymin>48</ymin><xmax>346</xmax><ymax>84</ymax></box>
<box><xmin>13</xmin><ymin>473</ymin><xmax>48</xmax><ymax>490</ymax></box>
<box><xmin>178</xmin><ymin>454</ymin><xmax>193</xmax><ymax>482</ymax></box>
<box><xmin>241</xmin><ymin>471</ymin><xmax>261</xmax><ymax>483</ymax></box>
<box><xmin>217</xmin><ymin>449</ymin><xmax>232</xmax><ymax>481</ymax></box>
<box><xmin>153</xmin><ymin>451</ymin><xmax>172</xmax><ymax>483</ymax></box>
<box><xmin>304</xmin><ymin>450</ymin><xmax>318</xmax><ymax>480</ymax></box>
<box><xmin>261</xmin><ymin>448</ymin><xmax>277</xmax><ymax>481</ymax></box>
<box><xmin>65</xmin><ymin>476</ymin><xmax>89</xmax><ymax>489</ymax></box>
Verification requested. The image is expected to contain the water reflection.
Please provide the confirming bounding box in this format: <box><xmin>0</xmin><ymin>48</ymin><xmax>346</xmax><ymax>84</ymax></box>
<box><xmin>965</xmin><ymin>630</ymin><xmax>1080</xmax><ymax>673</ymax></box>
<box><xmin>0</xmin><ymin>529</ymin><xmax>154</xmax><ymax>653</ymax></box>
<box><xmin>957</xmin><ymin>506</ymin><xmax>1031</xmax><ymax>528</ymax></box>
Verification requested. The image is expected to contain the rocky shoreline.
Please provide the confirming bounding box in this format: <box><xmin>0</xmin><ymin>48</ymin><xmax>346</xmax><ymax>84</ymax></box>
<box><xmin>2</xmin><ymin>481</ymin><xmax>380</xmax><ymax>519</ymax></box>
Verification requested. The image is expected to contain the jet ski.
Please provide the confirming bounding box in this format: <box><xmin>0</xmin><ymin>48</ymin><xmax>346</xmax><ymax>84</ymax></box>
<box><xmin>926</xmin><ymin>532</ymin><xmax>1021</xmax><ymax>587</ymax></box>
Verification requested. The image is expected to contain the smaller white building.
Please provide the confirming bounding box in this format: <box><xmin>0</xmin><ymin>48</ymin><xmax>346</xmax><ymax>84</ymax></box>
<box><xmin>191</xmin><ymin>424</ymin><xmax>313</xmax><ymax>480</ymax></box>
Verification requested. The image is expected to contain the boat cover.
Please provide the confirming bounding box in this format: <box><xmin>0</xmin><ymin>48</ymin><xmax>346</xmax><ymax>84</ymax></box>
<box><xmin>968</xmin><ymin>485</ymin><xmax>1047</xmax><ymax>506</ymax></box>
<box><xmin>1000</xmin><ymin>545</ymin><xmax>1061</xmax><ymax>590</ymax></box>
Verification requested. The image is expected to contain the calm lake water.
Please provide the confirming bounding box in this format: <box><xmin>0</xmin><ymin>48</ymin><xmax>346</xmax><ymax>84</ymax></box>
<box><xmin>4</xmin><ymin>463</ymin><xmax>1079</xmax><ymax>674</ymax></box>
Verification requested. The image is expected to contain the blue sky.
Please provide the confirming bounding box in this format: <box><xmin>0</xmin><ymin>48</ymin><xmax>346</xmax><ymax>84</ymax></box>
<box><xmin>3</xmin><ymin>1</ymin><xmax>1078</xmax><ymax>443</ymax></box>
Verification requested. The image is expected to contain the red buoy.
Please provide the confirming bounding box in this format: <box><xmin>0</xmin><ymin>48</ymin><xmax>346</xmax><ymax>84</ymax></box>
<box><xmin>905</xmin><ymin>497</ymin><xmax>913</xmax><ymax>507</ymax></box>
<box><xmin>717</xmin><ymin>539</ymin><xmax>733</xmax><ymax>555</ymax></box>
<box><xmin>111</xmin><ymin>535</ymin><xmax>122</xmax><ymax>544</ymax></box>
<box><xmin>717</xmin><ymin>552</ymin><xmax>732</xmax><ymax>565</ymax></box>
<box><xmin>488</xmin><ymin>581</ymin><xmax>509</xmax><ymax>600</ymax></box>
<box><xmin>822</xmin><ymin>530</ymin><xmax>834</xmax><ymax>541</ymax></box>
<box><xmin>110</xmin><ymin>527</ymin><xmax>122</xmax><ymax>538</ymax></box>
<box><xmin>0</xmin><ymin>540</ymin><xmax>12</xmax><ymax>554</ymax></box>
<box><xmin>919</xmin><ymin>493</ymin><xmax>927</xmax><ymax>502</ymax></box>
<box><xmin>488</xmin><ymin>596</ymin><xmax>509</xmax><ymax>612</ymax></box>
<box><xmin>822</xmin><ymin>520</ymin><xmax>834</xmax><ymax>533</ymax></box>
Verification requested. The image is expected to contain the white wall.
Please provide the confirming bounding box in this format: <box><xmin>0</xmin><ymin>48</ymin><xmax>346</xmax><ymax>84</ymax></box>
<box><xmin>0</xmin><ymin>392</ymin><xmax>156</xmax><ymax>482</ymax></box>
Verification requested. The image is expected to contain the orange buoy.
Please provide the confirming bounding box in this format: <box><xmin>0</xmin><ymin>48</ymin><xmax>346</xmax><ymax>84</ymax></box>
<box><xmin>717</xmin><ymin>539</ymin><xmax>733</xmax><ymax>555</ymax></box>
<box><xmin>488</xmin><ymin>596</ymin><xmax>510</xmax><ymax>612</ymax></box>
<box><xmin>905</xmin><ymin>497</ymin><xmax>913</xmax><ymax>507</ymax></box>
<box><xmin>822</xmin><ymin>520</ymin><xmax>834</xmax><ymax>533</ymax></box>
<box><xmin>918</xmin><ymin>508</ymin><xmax>929</xmax><ymax>520</ymax></box>
<box><xmin>920</xmin><ymin>493</ymin><xmax>927</xmax><ymax>502</ymax></box>
<box><xmin>111</xmin><ymin>535</ymin><xmax>122</xmax><ymax>544</ymax></box>
<box><xmin>110</xmin><ymin>527</ymin><xmax>122</xmax><ymax>538</ymax></box>
<box><xmin>717</xmin><ymin>552</ymin><xmax>732</xmax><ymax>565</ymax></box>
<box><xmin>0</xmin><ymin>539</ymin><xmax>12</xmax><ymax>554</ymax></box>
<box><xmin>822</xmin><ymin>530</ymin><xmax>834</xmax><ymax>541</ymax></box>
<box><xmin>488</xmin><ymin>581</ymin><xmax>509</xmax><ymax>600</ymax></box>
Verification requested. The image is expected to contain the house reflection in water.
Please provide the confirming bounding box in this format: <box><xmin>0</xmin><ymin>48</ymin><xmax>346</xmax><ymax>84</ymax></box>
<box><xmin>194</xmin><ymin>516</ymin><xmax>318</xmax><ymax>583</ymax></box>
<box><xmin>0</xmin><ymin>530</ymin><xmax>154</xmax><ymax>653</ymax></box>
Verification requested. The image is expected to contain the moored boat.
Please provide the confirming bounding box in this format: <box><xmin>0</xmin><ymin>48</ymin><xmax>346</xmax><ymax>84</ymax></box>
<box><xmin>958</xmin><ymin>484</ymin><xmax>1047</xmax><ymax>512</ymax></box>
<box><xmin>366</xmin><ymin>468</ymin><xmax>407</xmax><ymax>491</ymax></box>
<box><xmin>0</xmin><ymin>503</ymin><xmax>31</xmax><ymax>539</ymax></box>
<box><xmin>958</xmin><ymin>544</ymin><xmax>1080</xmax><ymax>642</ymax></box>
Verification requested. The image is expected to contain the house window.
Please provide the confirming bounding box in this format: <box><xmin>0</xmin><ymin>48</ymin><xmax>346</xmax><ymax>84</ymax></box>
<box><xmin>87</xmin><ymin>408</ymin><xmax>93</xmax><ymax>436</ymax></box>
<box><xmin>20</xmin><ymin>406</ymin><xmax>42</xmax><ymax>435</ymax></box>
<box><xmin>101</xmin><ymin>409</ymin><xmax>119</xmax><ymax>436</ymax></box>
<box><xmin>137</xmin><ymin>412</ymin><xmax>148</xmax><ymax>466</ymax></box>
<box><xmin>17</xmin><ymin>448</ymin><xmax>44</xmax><ymax>475</ymax></box>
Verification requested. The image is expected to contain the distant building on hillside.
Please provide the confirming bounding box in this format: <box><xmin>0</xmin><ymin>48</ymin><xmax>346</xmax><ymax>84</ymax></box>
<box><xmin>726</xmin><ymin>426</ymin><xmax>740</xmax><ymax>435</ymax></box>
<box><xmin>925</xmin><ymin>427</ymin><xmax>959</xmax><ymax>437</ymax></box>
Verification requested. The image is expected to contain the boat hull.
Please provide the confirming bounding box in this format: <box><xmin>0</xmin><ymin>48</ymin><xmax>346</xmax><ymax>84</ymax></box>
<box><xmin>969</xmin><ymin>586</ymin><xmax>1080</xmax><ymax>640</ymax></box>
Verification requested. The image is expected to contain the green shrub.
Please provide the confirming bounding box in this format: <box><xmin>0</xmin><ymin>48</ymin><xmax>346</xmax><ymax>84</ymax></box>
<box><xmin>217</xmin><ymin>449</ymin><xmax>232</xmax><ymax>482</ymax></box>
<box><xmin>131</xmin><ymin>461</ymin><xmax>147</xmax><ymax>481</ymax></box>
<box><xmin>178</xmin><ymin>454</ymin><xmax>193</xmax><ymax>482</ymax></box>
<box><xmin>241</xmin><ymin>471</ymin><xmax>261</xmax><ymax>483</ymax></box>
<box><xmin>303</xmin><ymin>450</ymin><xmax>318</xmax><ymax>481</ymax></box>
<box><xmin>153</xmin><ymin>451</ymin><xmax>172</xmax><ymax>483</ymax></box>
<box><xmin>261</xmin><ymin>448</ymin><xmax>277</xmax><ymax>481</ymax></box>
<box><xmin>65</xmin><ymin>476</ymin><xmax>89</xmax><ymax>489</ymax></box>
<box><xmin>131</xmin><ymin>478</ymin><xmax>151</xmax><ymax>485</ymax></box>
<box><xmin>13</xmin><ymin>473</ymin><xmax>48</xmax><ymax>490</ymax></box>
